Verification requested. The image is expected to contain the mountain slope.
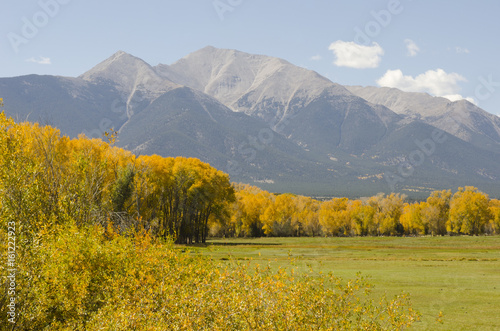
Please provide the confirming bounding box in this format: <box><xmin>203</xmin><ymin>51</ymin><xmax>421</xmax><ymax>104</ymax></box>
<box><xmin>155</xmin><ymin>47</ymin><xmax>403</xmax><ymax>156</ymax></box>
<box><xmin>346</xmin><ymin>85</ymin><xmax>500</xmax><ymax>153</ymax></box>
<box><xmin>1</xmin><ymin>47</ymin><xmax>500</xmax><ymax>198</ymax></box>
<box><xmin>80</xmin><ymin>51</ymin><xmax>180</xmax><ymax>131</ymax></box>
<box><xmin>80</xmin><ymin>50</ymin><xmax>179</xmax><ymax>96</ymax></box>
<box><xmin>155</xmin><ymin>46</ymin><xmax>351</xmax><ymax>126</ymax></box>
<box><xmin>117</xmin><ymin>86</ymin><xmax>349</xmax><ymax>190</ymax></box>
<box><xmin>0</xmin><ymin>74</ymin><xmax>125</xmax><ymax>137</ymax></box>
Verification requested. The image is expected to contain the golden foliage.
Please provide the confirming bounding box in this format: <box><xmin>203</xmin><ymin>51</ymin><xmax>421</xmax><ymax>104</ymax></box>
<box><xmin>229</xmin><ymin>184</ymin><xmax>498</xmax><ymax>237</ymax></box>
<box><xmin>0</xmin><ymin>112</ymin><xmax>233</xmax><ymax>244</ymax></box>
<box><xmin>448</xmin><ymin>187</ymin><xmax>491</xmax><ymax>235</ymax></box>
<box><xmin>0</xmin><ymin>222</ymin><xmax>420</xmax><ymax>330</ymax></box>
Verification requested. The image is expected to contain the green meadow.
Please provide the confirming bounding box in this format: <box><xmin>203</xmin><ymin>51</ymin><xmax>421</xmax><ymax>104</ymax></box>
<box><xmin>187</xmin><ymin>236</ymin><xmax>500</xmax><ymax>330</ymax></box>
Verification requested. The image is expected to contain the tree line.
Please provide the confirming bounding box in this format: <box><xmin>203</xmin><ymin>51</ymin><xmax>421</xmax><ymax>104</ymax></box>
<box><xmin>219</xmin><ymin>184</ymin><xmax>500</xmax><ymax>237</ymax></box>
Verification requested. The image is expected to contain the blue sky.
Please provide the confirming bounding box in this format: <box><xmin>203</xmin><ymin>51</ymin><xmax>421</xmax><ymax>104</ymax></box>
<box><xmin>2</xmin><ymin>0</ymin><xmax>500</xmax><ymax>115</ymax></box>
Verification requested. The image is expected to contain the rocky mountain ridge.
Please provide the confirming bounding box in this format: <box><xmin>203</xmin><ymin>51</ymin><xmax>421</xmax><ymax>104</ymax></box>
<box><xmin>1</xmin><ymin>46</ymin><xmax>500</xmax><ymax>198</ymax></box>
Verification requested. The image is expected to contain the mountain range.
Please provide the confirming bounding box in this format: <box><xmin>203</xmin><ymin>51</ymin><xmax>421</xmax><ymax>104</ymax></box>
<box><xmin>1</xmin><ymin>46</ymin><xmax>499</xmax><ymax>198</ymax></box>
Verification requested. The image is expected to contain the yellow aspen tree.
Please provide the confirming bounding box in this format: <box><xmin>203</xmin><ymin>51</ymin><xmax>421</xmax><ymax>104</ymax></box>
<box><xmin>294</xmin><ymin>196</ymin><xmax>321</xmax><ymax>237</ymax></box>
<box><xmin>348</xmin><ymin>200</ymin><xmax>376</xmax><ymax>236</ymax></box>
<box><xmin>319</xmin><ymin>198</ymin><xmax>349</xmax><ymax>236</ymax></box>
<box><xmin>423</xmin><ymin>190</ymin><xmax>451</xmax><ymax>235</ymax></box>
<box><xmin>489</xmin><ymin>199</ymin><xmax>500</xmax><ymax>234</ymax></box>
<box><xmin>261</xmin><ymin>194</ymin><xmax>296</xmax><ymax>236</ymax></box>
<box><xmin>400</xmin><ymin>202</ymin><xmax>427</xmax><ymax>235</ymax></box>
<box><xmin>448</xmin><ymin>187</ymin><xmax>491</xmax><ymax>235</ymax></box>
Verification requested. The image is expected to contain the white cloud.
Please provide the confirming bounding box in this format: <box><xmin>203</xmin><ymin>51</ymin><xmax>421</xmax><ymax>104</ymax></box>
<box><xmin>26</xmin><ymin>56</ymin><xmax>51</xmax><ymax>65</ymax></box>
<box><xmin>455</xmin><ymin>47</ymin><xmax>470</xmax><ymax>54</ymax></box>
<box><xmin>442</xmin><ymin>94</ymin><xmax>476</xmax><ymax>105</ymax></box>
<box><xmin>377</xmin><ymin>69</ymin><xmax>476</xmax><ymax>103</ymax></box>
<box><xmin>310</xmin><ymin>55</ymin><xmax>322</xmax><ymax>61</ymax></box>
<box><xmin>404</xmin><ymin>39</ymin><xmax>420</xmax><ymax>57</ymax></box>
<box><xmin>377</xmin><ymin>68</ymin><xmax>468</xmax><ymax>96</ymax></box>
<box><xmin>328</xmin><ymin>41</ymin><xmax>384</xmax><ymax>69</ymax></box>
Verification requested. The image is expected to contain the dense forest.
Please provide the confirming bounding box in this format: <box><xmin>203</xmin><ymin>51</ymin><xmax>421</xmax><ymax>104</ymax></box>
<box><xmin>0</xmin><ymin>103</ymin><xmax>420</xmax><ymax>329</ymax></box>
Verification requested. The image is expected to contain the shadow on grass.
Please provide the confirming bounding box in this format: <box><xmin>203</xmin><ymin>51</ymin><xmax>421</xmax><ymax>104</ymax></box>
<box><xmin>177</xmin><ymin>241</ymin><xmax>283</xmax><ymax>247</ymax></box>
<box><xmin>207</xmin><ymin>242</ymin><xmax>283</xmax><ymax>246</ymax></box>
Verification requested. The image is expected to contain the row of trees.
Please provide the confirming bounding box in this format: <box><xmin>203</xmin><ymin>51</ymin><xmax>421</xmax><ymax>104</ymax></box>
<box><xmin>0</xmin><ymin>109</ymin><xmax>234</xmax><ymax>244</ymax></box>
<box><xmin>220</xmin><ymin>184</ymin><xmax>500</xmax><ymax>237</ymax></box>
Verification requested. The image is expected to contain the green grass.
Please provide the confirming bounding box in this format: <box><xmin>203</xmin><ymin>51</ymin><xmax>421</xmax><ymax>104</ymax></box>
<box><xmin>184</xmin><ymin>236</ymin><xmax>500</xmax><ymax>330</ymax></box>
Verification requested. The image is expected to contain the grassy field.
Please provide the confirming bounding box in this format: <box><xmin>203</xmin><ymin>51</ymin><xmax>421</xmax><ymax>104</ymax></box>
<box><xmin>183</xmin><ymin>236</ymin><xmax>500</xmax><ymax>330</ymax></box>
